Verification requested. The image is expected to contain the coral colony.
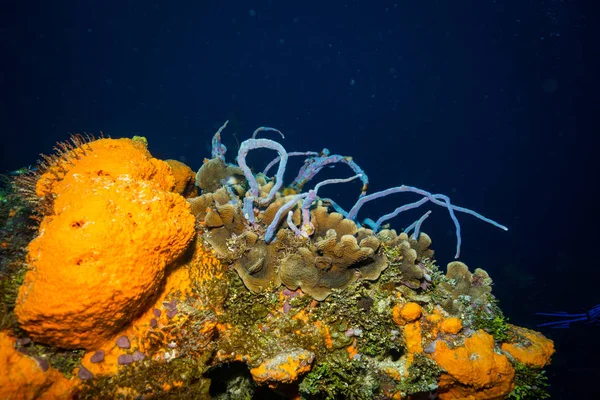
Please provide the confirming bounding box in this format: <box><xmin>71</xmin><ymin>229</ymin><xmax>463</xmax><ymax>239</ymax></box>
<box><xmin>0</xmin><ymin>123</ymin><xmax>553</xmax><ymax>399</ymax></box>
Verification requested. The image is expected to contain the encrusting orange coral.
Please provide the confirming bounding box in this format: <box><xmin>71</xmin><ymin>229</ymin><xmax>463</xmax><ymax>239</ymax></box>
<box><xmin>250</xmin><ymin>350</ymin><xmax>315</xmax><ymax>387</ymax></box>
<box><xmin>79</xmin><ymin>264</ymin><xmax>198</xmax><ymax>378</ymax></box>
<box><xmin>403</xmin><ymin>322</ymin><xmax>424</xmax><ymax>355</ymax></box>
<box><xmin>0</xmin><ymin>332</ymin><xmax>77</xmax><ymax>399</ymax></box>
<box><xmin>392</xmin><ymin>302</ymin><xmax>422</xmax><ymax>325</ymax></box>
<box><xmin>440</xmin><ymin>317</ymin><xmax>463</xmax><ymax>335</ymax></box>
<box><xmin>432</xmin><ymin>330</ymin><xmax>515</xmax><ymax>399</ymax></box>
<box><xmin>501</xmin><ymin>325</ymin><xmax>555</xmax><ymax>368</ymax></box>
<box><xmin>14</xmin><ymin>138</ymin><xmax>196</xmax><ymax>350</ymax></box>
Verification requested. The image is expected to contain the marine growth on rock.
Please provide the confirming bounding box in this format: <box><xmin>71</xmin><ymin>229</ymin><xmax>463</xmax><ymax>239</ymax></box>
<box><xmin>0</xmin><ymin>126</ymin><xmax>553</xmax><ymax>400</ymax></box>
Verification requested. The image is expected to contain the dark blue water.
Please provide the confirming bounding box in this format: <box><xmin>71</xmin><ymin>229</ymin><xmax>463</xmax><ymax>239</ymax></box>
<box><xmin>1</xmin><ymin>1</ymin><xmax>598</xmax><ymax>398</ymax></box>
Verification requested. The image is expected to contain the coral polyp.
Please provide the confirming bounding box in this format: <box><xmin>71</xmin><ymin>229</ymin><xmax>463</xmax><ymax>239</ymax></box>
<box><xmin>0</xmin><ymin>124</ymin><xmax>552</xmax><ymax>399</ymax></box>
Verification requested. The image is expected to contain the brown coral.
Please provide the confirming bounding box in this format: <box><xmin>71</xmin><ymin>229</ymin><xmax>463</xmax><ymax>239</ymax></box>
<box><xmin>187</xmin><ymin>188</ymin><xmax>250</xmax><ymax>263</ymax></box>
<box><xmin>378</xmin><ymin>229</ymin><xmax>435</xmax><ymax>289</ymax></box>
<box><xmin>195</xmin><ymin>157</ymin><xmax>245</xmax><ymax>193</ymax></box>
<box><xmin>311</xmin><ymin>206</ymin><xmax>358</xmax><ymax>237</ymax></box>
<box><xmin>232</xmin><ymin>238</ymin><xmax>281</xmax><ymax>291</ymax></box>
<box><xmin>437</xmin><ymin>261</ymin><xmax>493</xmax><ymax>315</ymax></box>
<box><xmin>279</xmin><ymin>226</ymin><xmax>384</xmax><ymax>300</ymax></box>
<box><xmin>165</xmin><ymin>159</ymin><xmax>198</xmax><ymax>197</ymax></box>
<box><xmin>226</xmin><ymin>206</ymin><xmax>439</xmax><ymax>300</ymax></box>
<box><xmin>187</xmin><ymin>188</ymin><xmax>233</xmax><ymax>221</ymax></box>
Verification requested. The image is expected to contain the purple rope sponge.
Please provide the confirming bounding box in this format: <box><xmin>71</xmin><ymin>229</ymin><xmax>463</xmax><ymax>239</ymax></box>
<box><xmin>237</xmin><ymin>138</ymin><xmax>288</xmax><ymax>205</ymax></box>
<box><xmin>347</xmin><ymin>185</ymin><xmax>508</xmax><ymax>258</ymax></box>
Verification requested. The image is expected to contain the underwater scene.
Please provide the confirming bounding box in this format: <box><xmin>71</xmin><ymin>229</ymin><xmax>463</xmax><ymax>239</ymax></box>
<box><xmin>0</xmin><ymin>1</ymin><xmax>597</xmax><ymax>399</ymax></box>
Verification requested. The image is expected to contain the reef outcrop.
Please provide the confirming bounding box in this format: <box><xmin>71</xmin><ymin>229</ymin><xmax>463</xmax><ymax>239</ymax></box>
<box><xmin>0</xmin><ymin>128</ymin><xmax>553</xmax><ymax>399</ymax></box>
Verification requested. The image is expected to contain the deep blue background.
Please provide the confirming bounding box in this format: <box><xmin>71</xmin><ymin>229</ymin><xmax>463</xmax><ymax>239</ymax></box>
<box><xmin>1</xmin><ymin>1</ymin><xmax>598</xmax><ymax>398</ymax></box>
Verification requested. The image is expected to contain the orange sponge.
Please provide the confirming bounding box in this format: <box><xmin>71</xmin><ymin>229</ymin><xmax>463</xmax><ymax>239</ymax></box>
<box><xmin>501</xmin><ymin>325</ymin><xmax>555</xmax><ymax>368</ymax></box>
<box><xmin>440</xmin><ymin>317</ymin><xmax>463</xmax><ymax>335</ymax></box>
<box><xmin>15</xmin><ymin>138</ymin><xmax>196</xmax><ymax>349</ymax></box>
<box><xmin>0</xmin><ymin>331</ymin><xmax>77</xmax><ymax>399</ymax></box>
<box><xmin>36</xmin><ymin>138</ymin><xmax>174</xmax><ymax>203</ymax></box>
<box><xmin>392</xmin><ymin>302</ymin><xmax>422</xmax><ymax>325</ymax></box>
<box><xmin>250</xmin><ymin>350</ymin><xmax>315</xmax><ymax>387</ymax></box>
<box><xmin>433</xmin><ymin>330</ymin><xmax>515</xmax><ymax>399</ymax></box>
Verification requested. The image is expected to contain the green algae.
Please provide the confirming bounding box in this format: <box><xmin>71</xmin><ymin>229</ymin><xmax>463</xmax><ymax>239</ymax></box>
<box><xmin>79</xmin><ymin>357</ymin><xmax>212</xmax><ymax>400</ymax></box>
<box><xmin>470</xmin><ymin>296</ymin><xmax>511</xmax><ymax>342</ymax></box>
<box><xmin>508</xmin><ymin>361</ymin><xmax>550</xmax><ymax>399</ymax></box>
<box><xmin>299</xmin><ymin>353</ymin><xmax>379</xmax><ymax>400</ymax></box>
<box><xmin>222</xmin><ymin>272</ymin><xmax>278</xmax><ymax>326</ymax></box>
<box><xmin>396</xmin><ymin>353</ymin><xmax>441</xmax><ymax>396</ymax></box>
<box><xmin>0</xmin><ymin>178</ymin><xmax>37</xmax><ymax>331</ymax></box>
<box><xmin>131</xmin><ymin>135</ymin><xmax>149</xmax><ymax>147</ymax></box>
<box><xmin>13</xmin><ymin>341</ymin><xmax>85</xmax><ymax>379</ymax></box>
<box><xmin>310</xmin><ymin>280</ymin><xmax>400</xmax><ymax>359</ymax></box>
<box><xmin>218</xmin><ymin>272</ymin><xmax>325</xmax><ymax>365</ymax></box>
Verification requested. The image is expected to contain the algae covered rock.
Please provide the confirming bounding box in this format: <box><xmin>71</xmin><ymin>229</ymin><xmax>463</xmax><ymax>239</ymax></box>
<box><xmin>0</xmin><ymin>129</ymin><xmax>554</xmax><ymax>400</ymax></box>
